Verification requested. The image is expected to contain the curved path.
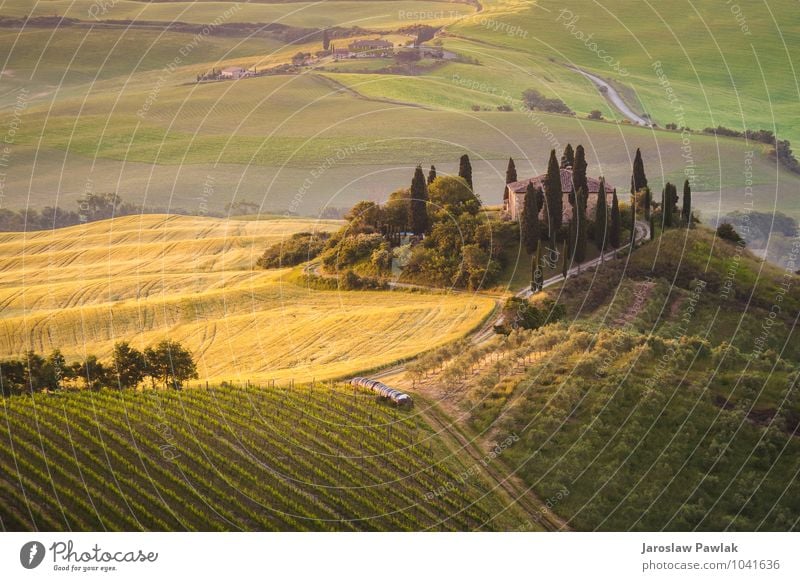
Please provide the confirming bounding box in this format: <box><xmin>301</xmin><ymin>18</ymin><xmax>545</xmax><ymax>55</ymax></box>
<box><xmin>569</xmin><ymin>66</ymin><xmax>651</xmax><ymax>127</ymax></box>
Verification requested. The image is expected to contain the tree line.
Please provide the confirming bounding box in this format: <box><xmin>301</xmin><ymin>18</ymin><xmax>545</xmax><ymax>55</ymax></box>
<box><xmin>0</xmin><ymin>340</ymin><xmax>198</xmax><ymax>396</ymax></box>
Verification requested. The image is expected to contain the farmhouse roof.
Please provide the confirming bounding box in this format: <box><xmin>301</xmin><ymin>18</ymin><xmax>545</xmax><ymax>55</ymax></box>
<box><xmin>507</xmin><ymin>169</ymin><xmax>614</xmax><ymax>194</ymax></box>
<box><xmin>349</xmin><ymin>39</ymin><xmax>393</xmax><ymax>48</ymax></box>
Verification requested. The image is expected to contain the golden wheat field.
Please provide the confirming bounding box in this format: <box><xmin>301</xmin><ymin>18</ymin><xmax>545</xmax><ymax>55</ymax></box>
<box><xmin>0</xmin><ymin>215</ymin><xmax>493</xmax><ymax>383</ymax></box>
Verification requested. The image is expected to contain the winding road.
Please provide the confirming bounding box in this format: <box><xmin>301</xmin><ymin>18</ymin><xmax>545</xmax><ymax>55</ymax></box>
<box><xmin>569</xmin><ymin>66</ymin><xmax>651</xmax><ymax>127</ymax></box>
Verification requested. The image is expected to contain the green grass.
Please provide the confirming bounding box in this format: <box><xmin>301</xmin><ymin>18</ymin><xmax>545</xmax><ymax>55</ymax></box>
<box><xmin>0</xmin><ymin>0</ymin><xmax>473</xmax><ymax>29</ymax></box>
<box><xmin>0</xmin><ymin>384</ymin><xmax>523</xmax><ymax>531</ymax></box>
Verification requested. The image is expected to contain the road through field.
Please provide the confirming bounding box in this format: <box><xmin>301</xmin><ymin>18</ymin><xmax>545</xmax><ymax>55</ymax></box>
<box><xmin>568</xmin><ymin>66</ymin><xmax>651</xmax><ymax>127</ymax></box>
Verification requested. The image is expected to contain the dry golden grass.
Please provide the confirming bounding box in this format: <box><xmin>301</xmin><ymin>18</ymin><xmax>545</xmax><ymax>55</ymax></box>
<box><xmin>0</xmin><ymin>215</ymin><xmax>494</xmax><ymax>383</ymax></box>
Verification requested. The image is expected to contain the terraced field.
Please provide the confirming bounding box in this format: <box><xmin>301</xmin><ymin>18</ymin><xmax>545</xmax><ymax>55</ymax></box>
<box><xmin>0</xmin><ymin>384</ymin><xmax>522</xmax><ymax>531</ymax></box>
<box><xmin>0</xmin><ymin>214</ymin><xmax>495</xmax><ymax>383</ymax></box>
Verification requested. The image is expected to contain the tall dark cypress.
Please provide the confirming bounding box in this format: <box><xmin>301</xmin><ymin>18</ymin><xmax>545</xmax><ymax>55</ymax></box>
<box><xmin>574</xmin><ymin>186</ymin><xmax>588</xmax><ymax>262</ymax></box>
<box><xmin>661</xmin><ymin>183</ymin><xmax>673</xmax><ymax>228</ymax></box>
<box><xmin>610</xmin><ymin>189</ymin><xmax>621</xmax><ymax>248</ymax></box>
<box><xmin>572</xmin><ymin>145</ymin><xmax>588</xmax><ymax>207</ymax></box>
<box><xmin>459</xmin><ymin>154</ymin><xmax>473</xmax><ymax>189</ymax></box>
<box><xmin>544</xmin><ymin>149</ymin><xmax>563</xmax><ymax>239</ymax></box>
<box><xmin>682</xmin><ymin>179</ymin><xmax>692</xmax><ymax>227</ymax></box>
<box><xmin>632</xmin><ymin>148</ymin><xmax>648</xmax><ymax>191</ymax></box>
<box><xmin>427</xmin><ymin>165</ymin><xmax>437</xmax><ymax>185</ymax></box>
<box><xmin>503</xmin><ymin>157</ymin><xmax>517</xmax><ymax>205</ymax></box>
<box><xmin>521</xmin><ymin>182</ymin><xmax>540</xmax><ymax>255</ymax></box>
<box><xmin>561</xmin><ymin>144</ymin><xmax>575</xmax><ymax>169</ymax></box>
<box><xmin>408</xmin><ymin>165</ymin><xmax>429</xmax><ymax>236</ymax></box>
<box><xmin>594</xmin><ymin>177</ymin><xmax>608</xmax><ymax>248</ymax></box>
<box><xmin>322</xmin><ymin>29</ymin><xmax>330</xmax><ymax>50</ymax></box>
<box><xmin>561</xmin><ymin>238</ymin><xmax>569</xmax><ymax>279</ymax></box>
<box><xmin>642</xmin><ymin>186</ymin><xmax>652</xmax><ymax>221</ymax></box>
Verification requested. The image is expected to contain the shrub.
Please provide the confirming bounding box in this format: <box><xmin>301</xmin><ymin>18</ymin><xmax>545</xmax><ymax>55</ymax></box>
<box><xmin>716</xmin><ymin>223</ymin><xmax>744</xmax><ymax>245</ymax></box>
<box><xmin>257</xmin><ymin>231</ymin><xmax>330</xmax><ymax>269</ymax></box>
<box><xmin>521</xmin><ymin>89</ymin><xmax>573</xmax><ymax>115</ymax></box>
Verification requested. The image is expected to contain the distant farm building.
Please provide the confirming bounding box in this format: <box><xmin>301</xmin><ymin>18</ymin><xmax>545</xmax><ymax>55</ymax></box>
<box><xmin>220</xmin><ymin>67</ymin><xmax>250</xmax><ymax>80</ymax></box>
<box><xmin>505</xmin><ymin>168</ymin><xmax>616</xmax><ymax>222</ymax></box>
<box><xmin>332</xmin><ymin>47</ymin><xmax>352</xmax><ymax>60</ymax></box>
<box><xmin>348</xmin><ymin>38</ymin><xmax>393</xmax><ymax>57</ymax></box>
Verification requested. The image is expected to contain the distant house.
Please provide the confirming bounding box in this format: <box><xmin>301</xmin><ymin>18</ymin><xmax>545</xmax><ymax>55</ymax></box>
<box><xmin>220</xmin><ymin>67</ymin><xmax>250</xmax><ymax>80</ymax></box>
<box><xmin>505</xmin><ymin>168</ymin><xmax>616</xmax><ymax>222</ymax></box>
<box><xmin>332</xmin><ymin>48</ymin><xmax>352</xmax><ymax>60</ymax></box>
<box><xmin>347</xmin><ymin>38</ymin><xmax>393</xmax><ymax>57</ymax></box>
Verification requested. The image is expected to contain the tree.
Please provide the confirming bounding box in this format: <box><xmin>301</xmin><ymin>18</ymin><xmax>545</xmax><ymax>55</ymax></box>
<box><xmin>662</xmin><ymin>182</ymin><xmax>678</xmax><ymax>228</ymax></box>
<box><xmin>544</xmin><ymin>149</ymin><xmax>563</xmax><ymax>239</ymax></box>
<box><xmin>458</xmin><ymin>154</ymin><xmax>473</xmax><ymax>189</ymax></box>
<box><xmin>322</xmin><ymin>29</ymin><xmax>330</xmax><ymax>51</ymax></box>
<box><xmin>504</xmin><ymin>157</ymin><xmax>517</xmax><ymax>205</ymax></box>
<box><xmin>574</xmin><ymin>186</ymin><xmax>588</xmax><ymax>262</ymax></box>
<box><xmin>572</xmin><ymin>145</ymin><xmax>588</xmax><ymax>207</ymax></box>
<box><xmin>640</xmin><ymin>186</ymin><xmax>652</xmax><ymax>221</ymax></box>
<box><xmin>427</xmin><ymin>176</ymin><xmax>480</xmax><ymax>219</ymax></box>
<box><xmin>717</xmin><ymin>223</ymin><xmax>744</xmax><ymax>245</ymax></box>
<box><xmin>44</xmin><ymin>349</ymin><xmax>68</xmax><ymax>391</ymax></box>
<box><xmin>531</xmin><ymin>240</ymin><xmax>544</xmax><ymax>292</ymax></box>
<box><xmin>650</xmin><ymin>214</ymin><xmax>656</xmax><ymax>240</ymax></box>
<box><xmin>145</xmin><ymin>340</ymin><xmax>198</xmax><ymax>390</ymax></box>
<box><xmin>594</xmin><ymin>177</ymin><xmax>608</xmax><ymax>248</ymax></box>
<box><xmin>520</xmin><ymin>182</ymin><xmax>541</xmax><ymax>255</ymax></box>
<box><xmin>427</xmin><ymin>165</ymin><xmax>437</xmax><ymax>185</ymax></box>
<box><xmin>632</xmin><ymin>147</ymin><xmax>648</xmax><ymax>192</ymax></box>
<box><xmin>560</xmin><ymin>144</ymin><xmax>574</xmax><ymax>169</ymax></box>
<box><xmin>76</xmin><ymin>355</ymin><xmax>108</xmax><ymax>391</ymax></box>
<box><xmin>682</xmin><ymin>179</ymin><xmax>692</xmax><ymax>226</ymax></box>
<box><xmin>112</xmin><ymin>341</ymin><xmax>146</xmax><ymax>389</ymax></box>
<box><xmin>610</xmin><ymin>189</ymin><xmax>621</xmax><ymax>248</ymax></box>
<box><xmin>408</xmin><ymin>165</ymin><xmax>430</xmax><ymax>236</ymax></box>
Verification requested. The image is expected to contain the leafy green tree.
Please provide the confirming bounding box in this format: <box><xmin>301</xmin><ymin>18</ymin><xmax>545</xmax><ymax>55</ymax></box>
<box><xmin>682</xmin><ymin>179</ymin><xmax>692</xmax><ymax>226</ymax></box>
<box><xmin>345</xmin><ymin>200</ymin><xmax>381</xmax><ymax>232</ymax></box>
<box><xmin>716</xmin><ymin>223</ymin><xmax>744</xmax><ymax>245</ymax></box>
<box><xmin>520</xmin><ymin>182</ymin><xmax>541</xmax><ymax>255</ymax></box>
<box><xmin>458</xmin><ymin>154</ymin><xmax>473</xmax><ymax>189</ymax></box>
<box><xmin>44</xmin><ymin>349</ymin><xmax>69</xmax><ymax>390</ymax></box>
<box><xmin>560</xmin><ymin>144</ymin><xmax>574</xmax><ymax>169</ymax></box>
<box><xmin>408</xmin><ymin>165</ymin><xmax>430</xmax><ymax>236</ymax></box>
<box><xmin>594</xmin><ymin>177</ymin><xmax>608</xmax><ymax>248</ymax></box>
<box><xmin>112</xmin><ymin>342</ymin><xmax>146</xmax><ymax>389</ymax></box>
<box><xmin>427</xmin><ymin>176</ymin><xmax>480</xmax><ymax>219</ymax></box>
<box><xmin>75</xmin><ymin>355</ymin><xmax>108</xmax><ymax>391</ymax></box>
<box><xmin>145</xmin><ymin>341</ymin><xmax>198</xmax><ymax>390</ymax></box>
<box><xmin>0</xmin><ymin>358</ymin><xmax>25</xmax><ymax>396</ymax></box>
<box><xmin>610</xmin><ymin>189</ymin><xmax>621</xmax><ymax>248</ymax></box>
<box><xmin>427</xmin><ymin>165</ymin><xmax>437</xmax><ymax>185</ymax></box>
<box><xmin>544</xmin><ymin>149</ymin><xmax>563</xmax><ymax>239</ymax></box>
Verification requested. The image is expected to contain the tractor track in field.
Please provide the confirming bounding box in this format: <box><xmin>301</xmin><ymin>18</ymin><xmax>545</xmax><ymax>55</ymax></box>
<box><xmin>418</xmin><ymin>399</ymin><xmax>568</xmax><ymax>531</ymax></box>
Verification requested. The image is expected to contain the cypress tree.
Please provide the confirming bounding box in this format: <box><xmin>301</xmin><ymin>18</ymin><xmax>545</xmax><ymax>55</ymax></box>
<box><xmin>503</xmin><ymin>157</ymin><xmax>517</xmax><ymax>205</ymax></box>
<box><xmin>594</xmin><ymin>177</ymin><xmax>608</xmax><ymax>248</ymax></box>
<box><xmin>544</xmin><ymin>149</ymin><xmax>563</xmax><ymax>239</ymax></box>
<box><xmin>459</xmin><ymin>154</ymin><xmax>473</xmax><ymax>189</ymax></box>
<box><xmin>560</xmin><ymin>144</ymin><xmax>575</xmax><ymax>169</ymax></box>
<box><xmin>322</xmin><ymin>29</ymin><xmax>330</xmax><ymax>50</ymax></box>
<box><xmin>408</xmin><ymin>165</ymin><xmax>429</xmax><ymax>236</ymax></box>
<box><xmin>561</xmin><ymin>238</ymin><xmax>569</xmax><ymax>278</ymax></box>
<box><xmin>682</xmin><ymin>179</ymin><xmax>692</xmax><ymax>227</ymax></box>
<box><xmin>532</xmin><ymin>240</ymin><xmax>543</xmax><ymax>292</ymax></box>
<box><xmin>427</xmin><ymin>165</ymin><xmax>437</xmax><ymax>185</ymax></box>
<box><xmin>642</xmin><ymin>186</ymin><xmax>652</xmax><ymax>221</ymax></box>
<box><xmin>572</xmin><ymin>144</ymin><xmax>588</xmax><ymax>207</ymax></box>
<box><xmin>650</xmin><ymin>215</ymin><xmax>656</xmax><ymax>240</ymax></box>
<box><xmin>632</xmin><ymin>147</ymin><xmax>648</xmax><ymax>191</ymax></box>
<box><xmin>610</xmin><ymin>189</ymin><xmax>621</xmax><ymax>248</ymax></box>
<box><xmin>574</xmin><ymin>186</ymin><xmax>588</xmax><ymax>262</ymax></box>
<box><xmin>662</xmin><ymin>182</ymin><xmax>677</xmax><ymax>228</ymax></box>
<box><xmin>520</xmin><ymin>182</ymin><xmax>540</xmax><ymax>255</ymax></box>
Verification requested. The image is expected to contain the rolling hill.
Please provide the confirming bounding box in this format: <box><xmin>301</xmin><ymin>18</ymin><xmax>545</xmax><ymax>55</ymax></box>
<box><xmin>0</xmin><ymin>214</ymin><xmax>495</xmax><ymax>383</ymax></box>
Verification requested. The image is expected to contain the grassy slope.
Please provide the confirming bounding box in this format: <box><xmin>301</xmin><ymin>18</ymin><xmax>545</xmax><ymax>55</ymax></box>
<box><xmin>0</xmin><ymin>215</ymin><xmax>495</xmax><ymax>383</ymax></box>
<box><xmin>0</xmin><ymin>384</ymin><xmax>523</xmax><ymax>531</ymax></box>
<box><xmin>397</xmin><ymin>226</ymin><xmax>800</xmax><ymax>530</ymax></box>
<box><xmin>0</xmin><ymin>0</ymin><xmax>472</xmax><ymax>29</ymax></box>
